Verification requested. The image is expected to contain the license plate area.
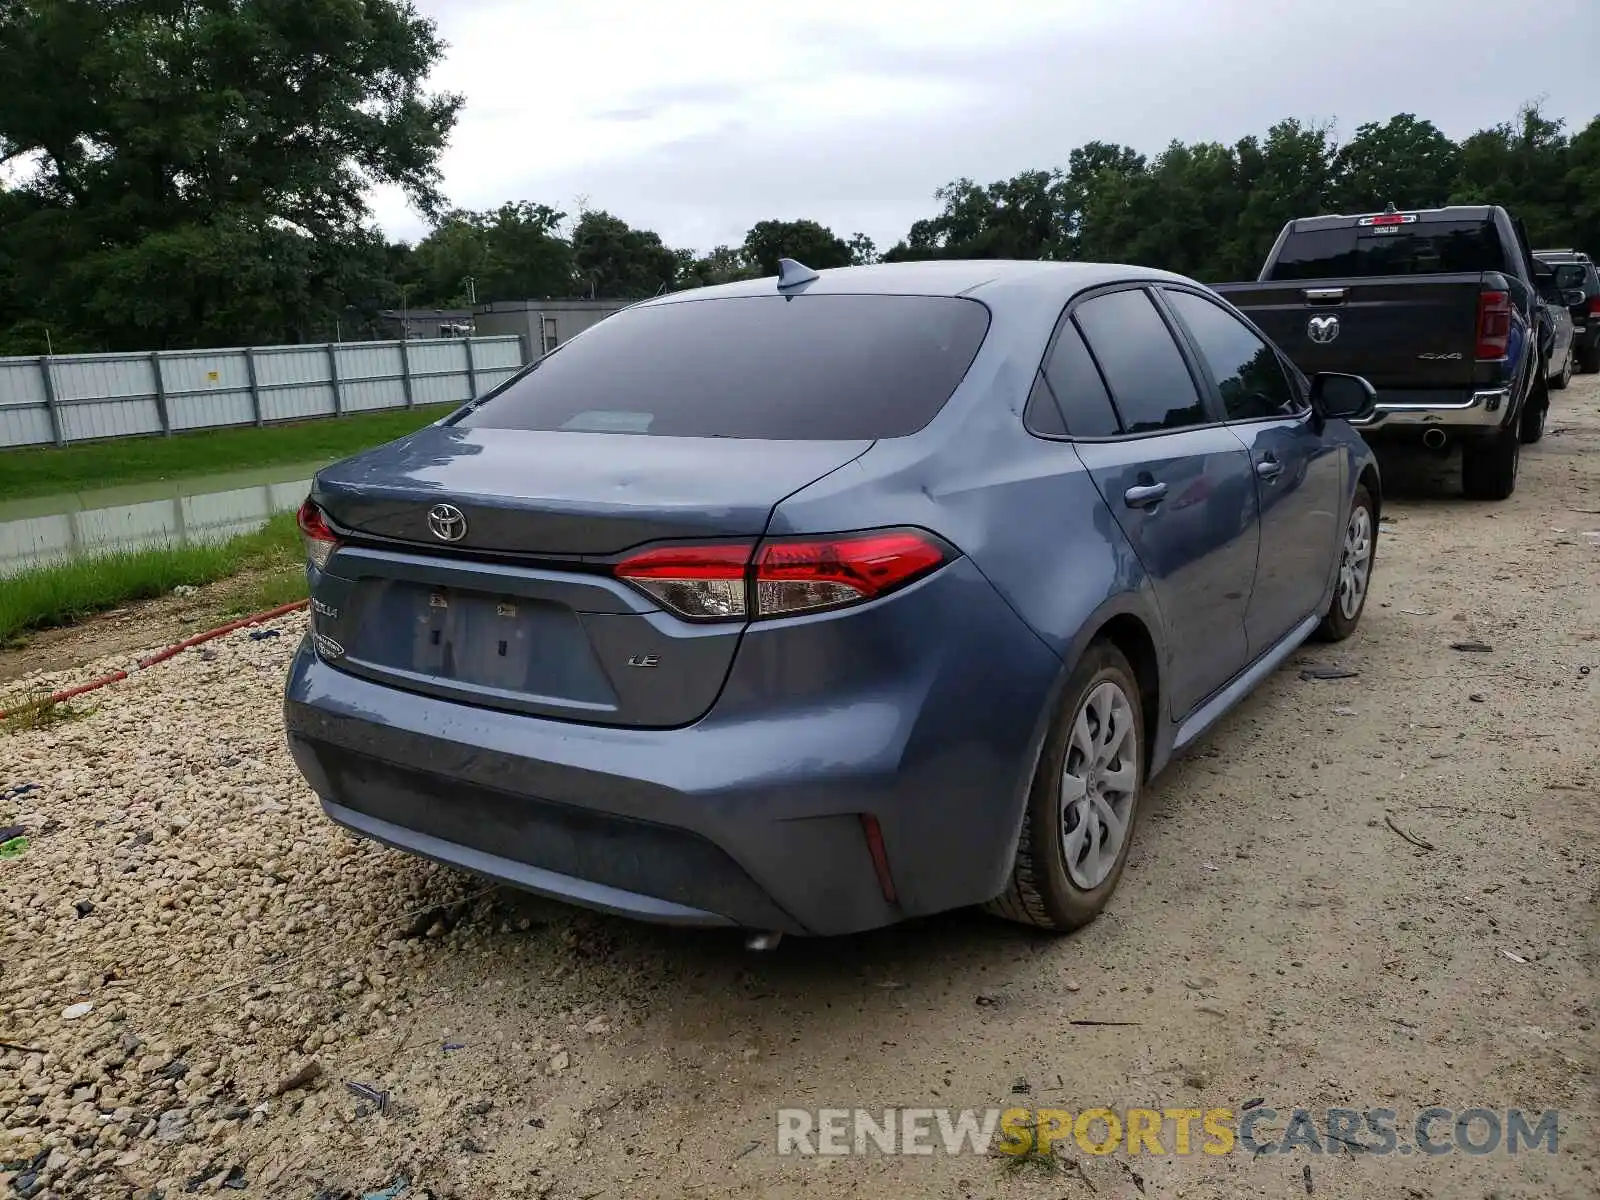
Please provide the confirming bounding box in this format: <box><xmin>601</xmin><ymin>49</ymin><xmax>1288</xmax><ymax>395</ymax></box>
<box><xmin>416</xmin><ymin>588</ymin><xmax>542</xmax><ymax>691</ymax></box>
<box><xmin>344</xmin><ymin>580</ymin><xmax>612</xmax><ymax>705</ymax></box>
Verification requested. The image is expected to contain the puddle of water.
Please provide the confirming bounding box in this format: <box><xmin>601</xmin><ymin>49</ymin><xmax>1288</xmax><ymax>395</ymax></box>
<box><xmin>0</xmin><ymin>459</ymin><xmax>331</xmax><ymax>576</ymax></box>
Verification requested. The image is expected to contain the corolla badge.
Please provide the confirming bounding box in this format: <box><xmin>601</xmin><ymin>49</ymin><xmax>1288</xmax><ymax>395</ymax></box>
<box><xmin>427</xmin><ymin>503</ymin><xmax>467</xmax><ymax>542</ymax></box>
<box><xmin>312</xmin><ymin>631</ymin><xmax>345</xmax><ymax>659</ymax></box>
<box><xmin>1307</xmin><ymin>314</ymin><xmax>1341</xmax><ymax>344</ymax></box>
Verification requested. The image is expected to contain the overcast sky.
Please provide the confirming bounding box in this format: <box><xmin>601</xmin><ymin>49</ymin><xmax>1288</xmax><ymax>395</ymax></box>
<box><xmin>371</xmin><ymin>0</ymin><xmax>1600</xmax><ymax>254</ymax></box>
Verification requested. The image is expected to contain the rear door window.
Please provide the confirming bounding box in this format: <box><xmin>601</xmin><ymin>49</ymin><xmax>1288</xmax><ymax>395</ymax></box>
<box><xmin>1163</xmin><ymin>290</ymin><xmax>1303</xmax><ymax>421</ymax></box>
<box><xmin>455</xmin><ymin>294</ymin><xmax>991</xmax><ymax>440</ymax></box>
<box><xmin>1040</xmin><ymin>321</ymin><xmax>1122</xmax><ymax>437</ymax></box>
<box><xmin>1267</xmin><ymin>220</ymin><xmax>1506</xmax><ymax>281</ymax></box>
<box><xmin>1073</xmin><ymin>289</ymin><xmax>1209</xmax><ymax>434</ymax></box>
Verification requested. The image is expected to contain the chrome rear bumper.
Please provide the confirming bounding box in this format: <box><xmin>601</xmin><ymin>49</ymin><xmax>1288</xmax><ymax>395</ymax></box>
<box><xmin>1350</xmin><ymin>388</ymin><xmax>1510</xmax><ymax>431</ymax></box>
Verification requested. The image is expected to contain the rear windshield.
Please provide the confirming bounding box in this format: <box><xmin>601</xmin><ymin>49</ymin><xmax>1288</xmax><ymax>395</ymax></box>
<box><xmin>1266</xmin><ymin>220</ymin><xmax>1507</xmax><ymax>281</ymax></box>
<box><xmin>456</xmin><ymin>294</ymin><xmax>991</xmax><ymax>440</ymax></box>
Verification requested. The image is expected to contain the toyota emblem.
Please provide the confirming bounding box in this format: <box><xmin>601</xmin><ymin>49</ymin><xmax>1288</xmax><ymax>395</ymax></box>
<box><xmin>1307</xmin><ymin>314</ymin><xmax>1340</xmax><ymax>344</ymax></box>
<box><xmin>427</xmin><ymin>503</ymin><xmax>467</xmax><ymax>542</ymax></box>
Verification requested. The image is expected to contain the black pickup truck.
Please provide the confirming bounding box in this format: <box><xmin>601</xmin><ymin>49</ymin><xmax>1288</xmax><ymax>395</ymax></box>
<box><xmin>1213</xmin><ymin>205</ymin><xmax>1555</xmax><ymax>500</ymax></box>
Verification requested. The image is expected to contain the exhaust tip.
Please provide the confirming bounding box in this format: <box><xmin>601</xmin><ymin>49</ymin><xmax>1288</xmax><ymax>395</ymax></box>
<box><xmin>744</xmin><ymin>930</ymin><xmax>784</xmax><ymax>952</ymax></box>
<box><xmin>1422</xmin><ymin>428</ymin><xmax>1447</xmax><ymax>449</ymax></box>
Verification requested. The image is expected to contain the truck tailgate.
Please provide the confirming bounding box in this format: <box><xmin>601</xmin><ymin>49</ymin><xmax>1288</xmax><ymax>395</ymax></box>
<box><xmin>1213</xmin><ymin>274</ymin><xmax>1488</xmax><ymax>390</ymax></box>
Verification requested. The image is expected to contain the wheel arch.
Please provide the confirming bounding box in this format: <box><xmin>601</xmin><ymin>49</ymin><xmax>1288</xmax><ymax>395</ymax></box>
<box><xmin>1356</xmin><ymin>462</ymin><xmax>1381</xmax><ymax>522</ymax></box>
<box><xmin>1092</xmin><ymin>612</ymin><xmax>1162</xmax><ymax>779</ymax></box>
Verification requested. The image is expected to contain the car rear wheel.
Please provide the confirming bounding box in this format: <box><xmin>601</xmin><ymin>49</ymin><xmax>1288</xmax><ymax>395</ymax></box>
<box><xmin>1462</xmin><ymin>428</ymin><xmax>1520</xmax><ymax>500</ymax></box>
<box><xmin>986</xmin><ymin>642</ymin><xmax>1144</xmax><ymax>932</ymax></box>
<box><xmin>1518</xmin><ymin>395</ymin><xmax>1548</xmax><ymax>444</ymax></box>
<box><xmin>1550</xmin><ymin>347</ymin><xmax>1573</xmax><ymax>391</ymax></box>
<box><xmin>1313</xmin><ymin>485</ymin><xmax>1376</xmax><ymax>642</ymax></box>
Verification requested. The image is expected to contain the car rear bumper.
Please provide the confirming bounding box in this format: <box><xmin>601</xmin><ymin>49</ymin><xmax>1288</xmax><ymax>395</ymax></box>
<box><xmin>1349</xmin><ymin>387</ymin><xmax>1512</xmax><ymax>434</ymax></box>
<box><xmin>282</xmin><ymin>558</ymin><xmax>1064</xmax><ymax>936</ymax></box>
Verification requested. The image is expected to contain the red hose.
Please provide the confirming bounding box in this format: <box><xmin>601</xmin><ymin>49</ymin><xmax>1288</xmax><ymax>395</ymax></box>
<box><xmin>0</xmin><ymin>599</ymin><xmax>308</xmax><ymax>720</ymax></box>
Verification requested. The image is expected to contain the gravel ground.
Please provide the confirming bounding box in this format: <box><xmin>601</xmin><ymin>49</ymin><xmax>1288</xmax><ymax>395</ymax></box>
<box><xmin>3</xmin><ymin>373</ymin><xmax>1598</xmax><ymax>1200</ymax></box>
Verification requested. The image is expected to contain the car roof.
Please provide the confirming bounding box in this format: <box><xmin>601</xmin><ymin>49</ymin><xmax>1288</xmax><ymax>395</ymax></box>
<box><xmin>638</xmin><ymin>259</ymin><xmax>1199</xmax><ymax>307</ymax></box>
<box><xmin>1287</xmin><ymin>205</ymin><xmax>1498</xmax><ymax>233</ymax></box>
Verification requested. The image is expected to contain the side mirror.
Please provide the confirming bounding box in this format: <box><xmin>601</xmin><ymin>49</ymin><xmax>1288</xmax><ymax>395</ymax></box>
<box><xmin>1309</xmin><ymin>371</ymin><xmax>1377</xmax><ymax>422</ymax></box>
<box><xmin>1562</xmin><ymin>288</ymin><xmax>1587</xmax><ymax>308</ymax></box>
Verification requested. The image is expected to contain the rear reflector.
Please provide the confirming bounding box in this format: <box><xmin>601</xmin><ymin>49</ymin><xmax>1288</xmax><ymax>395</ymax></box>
<box><xmin>859</xmin><ymin>814</ymin><xmax>898</xmax><ymax>904</ymax></box>
<box><xmin>297</xmin><ymin>499</ymin><xmax>339</xmax><ymax>571</ymax></box>
<box><xmin>613</xmin><ymin>528</ymin><xmax>951</xmax><ymax>622</ymax></box>
<box><xmin>1475</xmin><ymin>290</ymin><xmax>1511</xmax><ymax>360</ymax></box>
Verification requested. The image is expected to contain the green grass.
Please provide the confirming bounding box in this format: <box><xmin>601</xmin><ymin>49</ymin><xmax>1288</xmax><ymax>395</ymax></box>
<box><xmin>0</xmin><ymin>404</ymin><xmax>459</xmax><ymax>501</ymax></box>
<box><xmin>0</xmin><ymin>512</ymin><xmax>305</xmax><ymax>641</ymax></box>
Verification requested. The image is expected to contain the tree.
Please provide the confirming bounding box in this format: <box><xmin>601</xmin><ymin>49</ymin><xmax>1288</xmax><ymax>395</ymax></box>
<box><xmin>1450</xmin><ymin>102</ymin><xmax>1571</xmax><ymax>246</ymax></box>
<box><xmin>1564</xmin><ymin>115</ymin><xmax>1600</xmax><ymax>258</ymax></box>
<box><xmin>674</xmin><ymin>245</ymin><xmax>759</xmax><ymax>290</ymax></box>
<box><xmin>741</xmin><ymin>219</ymin><xmax>853</xmax><ymax>276</ymax></box>
<box><xmin>0</xmin><ymin>0</ymin><xmax>460</xmax><ymax>350</ymax></box>
<box><xmin>847</xmin><ymin>233</ymin><xmax>879</xmax><ymax>266</ymax></box>
<box><xmin>411</xmin><ymin>203</ymin><xmax>573</xmax><ymax>306</ymax></box>
<box><xmin>571</xmin><ymin>209</ymin><xmax>679</xmax><ymax>298</ymax></box>
<box><xmin>883</xmin><ymin>171</ymin><xmax>1068</xmax><ymax>262</ymax></box>
<box><xmin>1330</xmin><ymin>113</ymin><xmax>1460</xmax><ymax>214</ymax></box>
<box><xmin>1228</xmin><ymin>119</ymin><xmax>1338</xmax><ymax>274</ymax></box>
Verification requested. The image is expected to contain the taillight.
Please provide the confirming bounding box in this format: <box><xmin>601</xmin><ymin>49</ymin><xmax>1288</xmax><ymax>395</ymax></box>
<box><xmin>296</xmin><ymin>499</ymin><xmax>339</xmax><ymax>570</ymax></box>
<box><xmin>612</xmin><ymin>528</ymin><xmax>951</xmax><ymax>622</ymax></box>
<box><xmin>1588</xmin><ymin>295</ymin><xmax>1600</xmax><ymax>317</ymax></box>
<box><xmin>611</xmin><ymin>542</ymin><xmax>750</xmax><ymax>620</ymax></box>
<box><xmin>754</xmin><ymin>531</ymin><xmax>947</xmax><ymax>616</ymax></box>
<box><xmin>1475</xmin><ymin>290</ymin><xmax>1511</xmax><ymax>360</ymax></box>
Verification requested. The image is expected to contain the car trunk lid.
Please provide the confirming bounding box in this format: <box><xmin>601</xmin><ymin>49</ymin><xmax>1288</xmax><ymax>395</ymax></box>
<box><xmin>306</xmin><ymin>426</ymin><xmax>870</xmax><ymax>728</ymax></box>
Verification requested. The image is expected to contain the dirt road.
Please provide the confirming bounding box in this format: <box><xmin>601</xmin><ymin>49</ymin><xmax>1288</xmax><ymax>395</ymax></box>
<box><xmin>3</xmin><ymin>376</ymin><xmax>1597</xmax><ymax>1200</ymax></box>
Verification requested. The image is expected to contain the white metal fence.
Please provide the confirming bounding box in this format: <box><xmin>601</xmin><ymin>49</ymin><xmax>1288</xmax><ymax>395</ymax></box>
<box><xmin>0</xmin><ymin>335</ymin><xmax>528</xmax><ymax>449</ymax></box>
<box><xmin>0</xmin><ymin>466</ymin><xmax>316</xmax><ymax>576</ymax></box>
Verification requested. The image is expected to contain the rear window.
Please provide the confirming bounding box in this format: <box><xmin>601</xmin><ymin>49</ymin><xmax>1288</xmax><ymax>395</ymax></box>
<box><xmin>456</xmin><ymin>294</ymin><xmax>991</xmax><ymax>440</ymax></box>
<box><xmin>1266</xmin><ymin>220</ymin><xmax>1506</xmax><ymax>281</ymax></box>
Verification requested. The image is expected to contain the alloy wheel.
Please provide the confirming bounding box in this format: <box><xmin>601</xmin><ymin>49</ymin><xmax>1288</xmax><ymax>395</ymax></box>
<box><xmin>1338</xmin><ymin>505</ymin><xmax>1373</xmax><ymax>621</ymax></box>
<box><xmin>1060</xmin><ymin>681</ymin><xmax>1139</xmax><ymax>890</ymax></box>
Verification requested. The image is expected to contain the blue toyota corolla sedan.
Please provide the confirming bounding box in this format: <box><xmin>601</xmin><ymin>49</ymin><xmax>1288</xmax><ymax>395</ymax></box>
<box><xmin>283</xmin><ymin>259</ymin><xmax>1380</xmax><ymax>938</ymax></box>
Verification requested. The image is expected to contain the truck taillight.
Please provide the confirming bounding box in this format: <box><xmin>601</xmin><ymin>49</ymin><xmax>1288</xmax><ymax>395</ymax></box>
<box><xmin>296</xmin><ymin>499</ymin><xmax>339</xmax><ymax>571</ymax></box>
<box><xmin>1589</xmin><ymin>295</ymin><xmax>1600</xmax><ymax>317</ymax></box>
<box><xmin>613</xmin><ymin>529</ymin><xmax>952</xmax><ymax>622</ymax></box>
<box><xmin>1475</xmin><ymin>290</ymin><xmax>1511</xmax><ymax>360</ymax></box>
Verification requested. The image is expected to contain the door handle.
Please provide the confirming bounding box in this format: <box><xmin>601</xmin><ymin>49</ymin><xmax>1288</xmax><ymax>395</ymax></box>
<box><xmin>1256</xmin><ymin>457</ymin><xmax>1284</xmax><ymax>481</ymax></box>
<box><xmin>1123</xmin><ymin>482</ymin><xmax>1168</xmax><ymax>509</ymax></box>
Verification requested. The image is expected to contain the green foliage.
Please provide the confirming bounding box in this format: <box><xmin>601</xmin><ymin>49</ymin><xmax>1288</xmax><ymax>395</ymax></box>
<box><xmin>0</xmin><ymin>511</ymin><xmax>302</xmax><ymax>640</ymax></box>
<box><xmin>571</xmin><ymin>209</ymin><xmax>680</xmax><ymax>299</ymax></box>
<box><xmin>0</xmin><ymin>0</ymin><xmax>461</xmax><ymax>351</ymax></box>
<box><xmin>3</xmin><ymin>48</ymin><xmax>1597</xmax><ymax>353</ymax></box>
<box><xmin>742</xmin><ymin>219</ymin><xmax>854</xmax><ymax>276</ymax></box>
<box><xmin>408</xmin><ymin>203</ymin><xmax>573</xmax><ymax>306</ymax></box>
<box><xmin>884</xmin><ymin>104</ymin><xmax>1599</xmax><ymax>282</ymax></box>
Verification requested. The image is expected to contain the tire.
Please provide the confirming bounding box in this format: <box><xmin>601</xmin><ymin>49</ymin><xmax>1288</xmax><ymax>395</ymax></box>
<box><xmin>1462</xmin><ymin>429</ymin><xmax>1520</xmax><ymax>501</ymax></box>
<box><xmin>986</xmin><ymin>642</ymin><xmax>1145</xmax><ymax>933</ymax></box>
<box><xmin>1519</xmin><ymin>394</ymin><xmax>1547</xmax><ymax>444</ymax></box>
<box><xmin>1550</xmin><ymin>347</ymin><xmax>1573</xmax><ymax>391</ymax></box>
<box><xmin>1579</xmin><ymin>342</ymin><xmax>1600</xmax><ymax>375</ymax></box>
<box><xmin>1313</xmin><ymin>484</ymin><xmax>1377</xmax><ymax>642</ymax></box>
